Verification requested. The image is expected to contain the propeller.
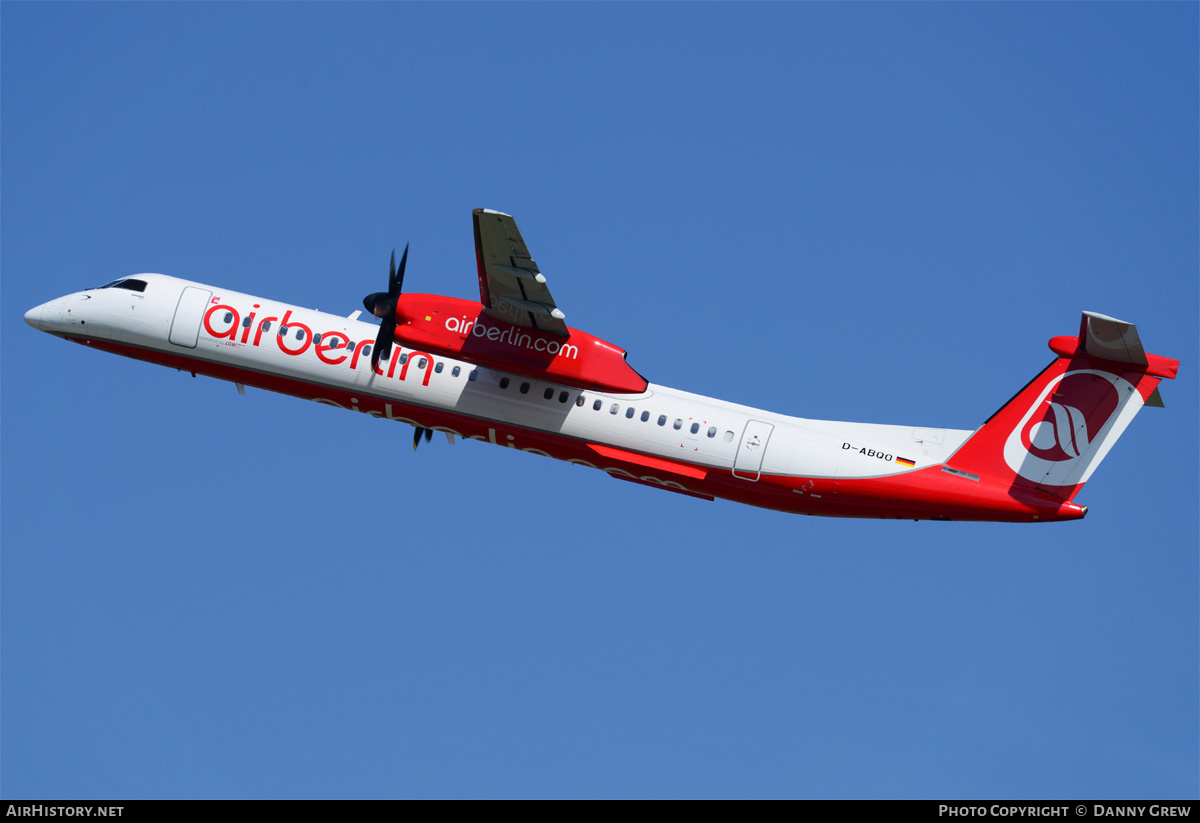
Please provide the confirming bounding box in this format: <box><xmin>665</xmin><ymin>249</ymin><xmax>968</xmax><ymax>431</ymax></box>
<box><xmin>362</xmin><ymin>243</ymin><xmax>409</xmax><ymax>371</ymax></box>
<box><xmin>413</xmin><ymin>426</ymin><xmax>433</xmax><ymax>451</ymax></box>
<box><xmin>363</xmin><ymin>246</ymin><xmax>435</xmax><ymax>454</ymax></box>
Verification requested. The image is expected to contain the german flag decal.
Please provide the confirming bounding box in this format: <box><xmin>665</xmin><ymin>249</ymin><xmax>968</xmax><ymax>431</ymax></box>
<box><xmin>896</xmin><ymin>456</ymin><xmax>916</xmax><ymax>468</ymax></box>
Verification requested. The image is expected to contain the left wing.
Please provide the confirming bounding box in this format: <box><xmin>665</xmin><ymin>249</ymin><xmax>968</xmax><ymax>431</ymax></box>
<box><xmin>473</xmin><ymin>209</ymin><xmax>569</xmax><ymax>336</ymax></box>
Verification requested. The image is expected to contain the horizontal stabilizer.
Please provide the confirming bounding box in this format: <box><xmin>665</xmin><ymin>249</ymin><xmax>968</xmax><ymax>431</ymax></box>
<box><xmin>1049</xmin><ymin>313</ymin><xmax>1178</xmax><ymax>379</ymax></box>
<box><xmin>1080</xmin><ymin>311</ymin><xmax>1147</xmax><ymax>365</ymax></box>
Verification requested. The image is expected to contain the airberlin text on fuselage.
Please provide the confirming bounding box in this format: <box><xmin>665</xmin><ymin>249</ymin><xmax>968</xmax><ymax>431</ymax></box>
<box><xmin>201</xmin><ymin>301</ymin><xmax>693</xmax><ymax>494</ymax></box>
<box><xmin>201</xmin><ymin>301</ymin><xmax>698</xmax><ymax>497</ymax></box>
<box><xmin>201</xmin><ymin>301</ymin><xmax>435</xmax><ymax>384</ymax></box>
<box><xmin>445</xmin><ymin>316</ymin><xmax>579</xmax><ymax>360</ymax></box>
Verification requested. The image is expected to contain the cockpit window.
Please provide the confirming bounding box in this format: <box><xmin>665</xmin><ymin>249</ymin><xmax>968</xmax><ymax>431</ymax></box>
<box><xmin>92</xmin><ymin>278</ymin><xmax>148</xmax><ymax>292</ymax></box>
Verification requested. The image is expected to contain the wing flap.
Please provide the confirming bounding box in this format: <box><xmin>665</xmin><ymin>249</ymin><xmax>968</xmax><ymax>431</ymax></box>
<box><xmin>607</xmin><ymin>473</ymin><xmax>715</xmax><ymax>501</ymax></box>
<box><xmin>587</xmin><ymin>443</ymin><xmax>710</xmax><ymax>480</ymax></box>
<box><xmin>493</xmin><ymin>264</ymin><xmax>547</xmax><ymax>283</ymax></box>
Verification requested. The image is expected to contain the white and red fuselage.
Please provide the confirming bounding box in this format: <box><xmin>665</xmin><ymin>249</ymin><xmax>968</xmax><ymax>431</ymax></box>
<box><xmin>25</xmin><ymin>268</ymin><xmax>1178</xmax><ymax>523</ymax></box>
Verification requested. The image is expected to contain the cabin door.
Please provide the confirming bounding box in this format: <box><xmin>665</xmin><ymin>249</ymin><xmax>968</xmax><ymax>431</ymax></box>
<box><xmin>169</xmin><ymin>287</ymin><xmax>212</xmax><ymax>348</ymax></box>
<box><xmin>733</xmin><ymin>420</ymin><xmax>774</xmax><ymax>481</ymax></box>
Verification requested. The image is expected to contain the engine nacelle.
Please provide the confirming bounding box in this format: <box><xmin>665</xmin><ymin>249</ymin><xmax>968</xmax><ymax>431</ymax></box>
<box><xmin>392</xmin><ymin>294</ymin><xmax>648</xmax><ymax>394</ymax></box>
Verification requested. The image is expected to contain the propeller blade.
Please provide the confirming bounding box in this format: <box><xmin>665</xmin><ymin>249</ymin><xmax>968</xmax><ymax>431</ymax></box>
<box><xmin>371</xmin><ymin>320</ymin><xmax>394</xmax><ymax>371</ymax></box>
<box><xmin>365</xmin><ymin>245</ymin><xmax>409</xmax><ymax>372</ymax></box>
<box><xmin>411</xmin><ymin>426</ymin><xmax>435</xmax><ymax>451</ymax></box>
<box><xmin>393</xmin><ymin>243</ymin><xmax>409</xmax><ymax>296</ymax></box>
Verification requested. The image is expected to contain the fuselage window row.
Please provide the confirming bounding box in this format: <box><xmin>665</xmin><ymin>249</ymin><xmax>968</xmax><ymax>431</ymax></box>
<box><xmin>481</xmin><ymin>384</ymin><xmax>731</xmax><ymax>448</ymax></box>
<box><xmin>218</xmin><ymin>316</ymin><xmax>737</xmax><ymax>446</ymax></box>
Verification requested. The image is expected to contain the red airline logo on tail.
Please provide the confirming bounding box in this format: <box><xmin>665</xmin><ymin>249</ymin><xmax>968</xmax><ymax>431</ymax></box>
<box><xmin>1004</xmin><ymin>369</ymin><xmax>1138</xmax><ymax>485</ymax></box>
<box><xmin>1020</xmin><ymin>372</ymin><xmax>1121</xmax><ymax>462</ymax></box>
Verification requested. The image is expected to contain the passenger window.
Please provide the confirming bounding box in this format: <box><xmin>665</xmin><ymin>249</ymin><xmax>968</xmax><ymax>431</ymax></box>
<box><xmin>559</xmin><ymin>391</ymin><xmax>569</xmax><ymax>403</ymax></box>
<box><xmin>610</xmin><ymin>404</ymin><xmax>619</xmax><ymax>415</ymax></box>
<box><xmin>673</xmin><ymin>419</ymin><xmax>682</xmax><ymax>430</ymax></box>
<box><xmin>543</xmin><ymin>387</ymin><xmax>554</xmax><ymax>400</ymax></box>
<box><xmin>658</xmin><ymin>415</ymin><xmax>667</xmax><ymax>426</ymax></box>
<box><xmin>690</xmin><ymin>423</ymin><xmax>700</xmax><ymax>434</ymax></box>
<box><xmin>399</xmin><ymin>353</ymin><xmax>408</xmax><ymax>364</ymax></box>
<box><xmin>640</xmin><ymin>411</ymin><xmax>650</xmax><ymax>422</ymax></box>
<box><xmin>419</xmin><ymin>358</ymin><xmax>428</xmax><ymax>369</ymax></box>
<box><xmin>625</xmin><ymin>407</ymin><xmax>635</xmax><ymax>419</ymax></box>
<box><xmin>593</xmin><ymin>399</ymin><xmax>602</xmax><ymax>411</ymax></box>
<box><xmin>362</xmin><ymin>345</ymin><xmax>372</xmax><ymax>358</ymax></box>
<box><xmin>435</xmin><ymin>362</ymin><xmax>444</xmax><ymax>373</ymax></box>
<box><xmin>224</xmin><ymin>312</ymin><xmax>233</xmax><ymax>324</ymax></box>
<box><xmin>452</xmin><ymin>366</ymin><xmax>461</xmax><ymax>377</ymax></box>
<box><xmin>707</xmin><ymin>427</ymin><xmax>717</xmax><ymax>438</ymax></box>
<box><xmin>296</xmin><ymin>329</ymin><xmax>306</xmax><ymax>341</ymax></box>
<box><xmin>576</xmin><ymin>395</ymin><xmax>586</xmax><ymax>407</ymax></box>
<box><xmin>242</xmin><ymin>317</ymin><xmax>252</xmax><ymax>328</ymax></box>
<box><xmin>499</xmin><ymin>377</ymin><xmax>510</xmax><ymax>389</ymax></box>
<box><xmin>261</xmin><ymin>321</ymin><xmax>271</xmax><ymax>333</ymax></box>
<box><xmin>468</xmin><ymin>370</ymin><xmax>478</xmax><ymax>381</ymax></box>
<box><xmin>520</xmin><ymin>382</ymin><xmax>530</xmax><ymax>394</ymax></box>
<box><xmin>279</xmin><ymin>326</ymin><xmax>288</xmax><ymax>337</ymax></box>
<box><xmin>724</xmin><ymin>431</ymin><xmax>734</xmax><ymax>442</ymax></box>
<box><xmin>313</xmin><ymin>333</ymin><xmax>322</xmax><ymax>344</ymax></box>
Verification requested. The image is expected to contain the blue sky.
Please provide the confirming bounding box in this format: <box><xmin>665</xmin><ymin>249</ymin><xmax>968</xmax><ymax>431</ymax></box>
<box><xmin>2</xmin><ymin>2</ymin><xmax>1196</xmax><ymax>799</ymax></box>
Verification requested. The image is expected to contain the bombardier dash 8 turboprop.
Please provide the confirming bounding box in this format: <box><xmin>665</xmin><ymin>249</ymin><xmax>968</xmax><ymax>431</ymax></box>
<box><xmin>25</xmin><ymin>209</ymin><xmax>1179</xmax><ymax>522</ymax></box>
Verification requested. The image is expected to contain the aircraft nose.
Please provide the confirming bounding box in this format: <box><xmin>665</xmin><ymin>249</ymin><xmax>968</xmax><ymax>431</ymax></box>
<box><xmin>24</xmin><ymin>303</ymin><xmax>43</xmax><ymax>330</ymax></box>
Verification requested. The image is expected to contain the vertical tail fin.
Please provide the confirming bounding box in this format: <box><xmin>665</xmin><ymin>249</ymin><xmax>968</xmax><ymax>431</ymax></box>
<box><xmin>946</xmin><ymin>312</ymin><xmax>1179</xmax><ymax>503</ymax></box>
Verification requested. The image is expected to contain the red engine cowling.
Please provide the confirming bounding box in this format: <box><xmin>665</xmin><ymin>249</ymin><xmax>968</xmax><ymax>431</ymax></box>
<box><xmin>391</xmin><ymin>294</ymin><xmax>648</xmax><ymax>394</ymax></box>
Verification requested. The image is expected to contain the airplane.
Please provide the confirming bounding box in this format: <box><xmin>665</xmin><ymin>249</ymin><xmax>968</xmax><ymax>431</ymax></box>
<box><xmin>24</xmin><ymin>208</ymin><xmax>1179</xmax><ymax>523</ymax></box>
